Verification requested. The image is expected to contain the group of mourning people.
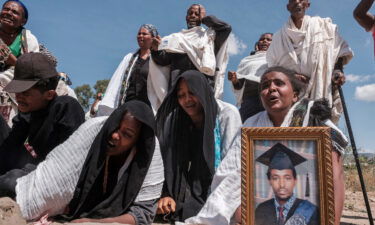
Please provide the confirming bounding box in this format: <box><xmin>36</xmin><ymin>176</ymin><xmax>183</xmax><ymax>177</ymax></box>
<box><xmin>0</xmin><ymin>0</ymin><xmax>370</xmax><ymax>224</ymax></box>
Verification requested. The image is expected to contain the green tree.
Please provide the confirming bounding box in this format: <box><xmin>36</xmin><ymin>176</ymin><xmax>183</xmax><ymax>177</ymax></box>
<box><xmin>74</xmin><ymin>84</ymin><xmax>93</xmax><ymax>109</ymax></box>
<box><xmin>93</xmin><ymin>79</ymin><xmax>110</xmax><ymax>94</ymax></box>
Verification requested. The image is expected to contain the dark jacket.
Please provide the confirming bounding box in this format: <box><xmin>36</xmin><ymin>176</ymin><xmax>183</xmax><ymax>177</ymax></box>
<box><xmin>0</xmin><ymin>95</ymin><xmax>85</xmax><ymax>174</ymax></box>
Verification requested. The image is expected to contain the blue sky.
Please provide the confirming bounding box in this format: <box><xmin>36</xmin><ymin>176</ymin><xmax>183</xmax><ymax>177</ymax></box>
<box><xmin>23</xmin><ymin>0</ymin><xmax>374</xmax><ymax>152</ymax></box>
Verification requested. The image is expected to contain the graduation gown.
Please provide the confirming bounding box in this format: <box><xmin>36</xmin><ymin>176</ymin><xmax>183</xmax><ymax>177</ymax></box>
<box><xmin>255</xmin><ymin>198</ymin><xmax>319</xmax><ymax>225</ymax></box>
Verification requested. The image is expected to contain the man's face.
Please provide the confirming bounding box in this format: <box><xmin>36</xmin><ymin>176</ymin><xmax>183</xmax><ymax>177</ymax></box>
<box><xmin>268</xmin><ymin>169</ymin><xmax>296</xmax><ymax>203</ymax></box>
<box><xmin>287</xmin><ymin>0</ymin><xmax>310</xmax><ymax>19</ymax></box>
<box><xmin>186</xmin><ymin>5</ymin><xmax>205</xmax><ymax>29</ymax></box>
<box><xmin>15</xmin><ymin>87</ymin><xmax>54</xmax><ymax>113</ymax></box>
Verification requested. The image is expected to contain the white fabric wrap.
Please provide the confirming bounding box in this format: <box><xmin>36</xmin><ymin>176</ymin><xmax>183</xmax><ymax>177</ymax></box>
<box><xmin>0</xmin><ymin>29</ymin><xmax>39</xmax><ymax>88</ymax></box>
<box><xmin>96</xmin><ymin>53</ymin><xmax>134</xmax><ymax>116</ymax></box>
<box><xmin>184</xmin><ymin>100</ymin><xmax>242</xmax><ymax>225</ymax></box>
<box><xmin>157</xmin><ymin>26</ymin><xmax>229</xmax><ymax>99</ymax></box>
<box><xmin>16</xmin><ymin>117</ymin><xmax>107</xmax><ymax>220</ymax></box>
<box><xmin>55</xmin><ymin>80</ymin><xmax>78</xmax><ymax>100</ymax></box>
<box><xmin>0</xmin><ymin>29</ymin><xmax>39</xmax><ymax>126</ymax></box>
<box><xmin>267</xmin><ymin>15</ymin><xmax>353</xmax><ymax>123</ymax></box>
<box><xmin>135</xmin><ymin>137</ymin><xmax>164</xmax><ymax>201</ymax></box>
<box><xmin>16</xmin><ymin>116</ymin><xmax>165</xmax><ymax>220</ymax></box>
<box><xmin>97</xmin><ymin>52</ymin><xmax>167</xmax><ymax>115</ymax></box>
<box><xmin>233</xmin><ymin>51</ymin><xmax>268</xmax><ymax>106</ymax></box>
<box><xmin>147</xmin><ymin>56</ymin><xmax>170</xmax><ymax>114</ymax></box>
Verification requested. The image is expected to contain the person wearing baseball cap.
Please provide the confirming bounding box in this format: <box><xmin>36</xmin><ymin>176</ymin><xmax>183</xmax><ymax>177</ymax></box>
<box><xmin>0</xmin><ymin>52</ymin><xmax>84</xmax><ymax>198</ymax></box>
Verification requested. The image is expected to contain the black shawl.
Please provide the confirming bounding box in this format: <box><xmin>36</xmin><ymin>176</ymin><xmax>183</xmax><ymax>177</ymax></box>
<box><xmin>156</xmin><ymin>70</ymin><xmax>218</xmax><ymax>219</ymax></box>
<box><xmin>59</xmin><ymin>100</ymin><xmax>156</xmax><ymax>221</ymax></box>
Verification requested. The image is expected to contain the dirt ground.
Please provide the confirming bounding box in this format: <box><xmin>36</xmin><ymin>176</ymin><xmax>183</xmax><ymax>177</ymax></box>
<box><xmin>341</xmin><ymin>191</ymin><xmax>375</xmax><ymax>225</ymax></box>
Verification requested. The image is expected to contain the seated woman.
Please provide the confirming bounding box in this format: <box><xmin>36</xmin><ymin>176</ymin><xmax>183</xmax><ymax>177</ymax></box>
<box><xmin>156</xmin><ymin>70</ymin><xmax>241</xmax><ymax>222</ymax></box>
<box><xmin>186</xmin><ymin>66</ymin><xmax>347</xmax><ymax>225</ymax></box>
<box><xmin>0</xmin><ymin>0</ymin><xmax>39</xmax><ymax>125</ymax></box>
<box><xmin>97</xmin><ymin>24</ymin><xmax>160</xmax><ymax>116</ymax></box>
<box><xmin>15</xmin><ymin>100</ymin><xmax>164</xmax><ymax>225</ymax></box>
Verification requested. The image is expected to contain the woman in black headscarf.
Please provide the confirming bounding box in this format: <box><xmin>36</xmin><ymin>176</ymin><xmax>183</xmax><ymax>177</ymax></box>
<box><xmin>46</xmin><ymin>100</ymin><xmax>164</xmax><ymax>224</ymax></box>
<box><xmin>156</xmin><ymin>70</ymin><xmax>241</xmax><ymax>222</ymax></box>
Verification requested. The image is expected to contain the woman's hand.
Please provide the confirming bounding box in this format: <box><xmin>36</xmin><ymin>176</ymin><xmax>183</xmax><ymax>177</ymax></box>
<box><xmin>157</xmin><ymin>197</ymin><xmax>176</xmax><ymax>214</ymax></box>
<box><xmin>151</xmin><ymin>35</ymin><xmax>161</xmax><ymax>51</ymax></box>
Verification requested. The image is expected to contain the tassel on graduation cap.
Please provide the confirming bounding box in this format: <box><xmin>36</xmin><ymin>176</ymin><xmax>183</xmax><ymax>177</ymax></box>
<box><xmin>305</xmin><ymin>173</ymin><xmax>310</xmax><ymax>197</ymax></box>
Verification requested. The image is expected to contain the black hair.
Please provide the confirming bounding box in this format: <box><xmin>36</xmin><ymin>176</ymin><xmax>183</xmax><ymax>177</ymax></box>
<box><xmin>33</xmin><ymin>76</ymin><xmax>59</xmax><ymax>93</ymax></box>
<box><xmin>260</xmin><ymin>32</ymin><xmax>273</xmax><ymax>37</ymax></box>
<box><xmin>260</xmin><ymin>66</ymin><xmax>306</xmax><ymax>98</ymax></box>
<box><xmin>267</xmin><ymin>168</ymin><xmax>297</xmax><ymax>180</ymax></box>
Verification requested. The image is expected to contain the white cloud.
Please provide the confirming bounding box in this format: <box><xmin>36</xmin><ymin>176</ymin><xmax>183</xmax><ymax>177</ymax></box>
<box><xmin>355</xmin><ymin>83</ymin><xmax>375</xmax><ymax>102</ymax></box>
<box><xmin>346</xmin><ymin>74</ymin><xmax>375</xmax><ymax>83</ymax></box>
<box><xmin>227</xmin><ymin>33</ymin><xmax>247</xmax><ymax>56</ymax></box>
<box><xmin>365</xmin><ymin>37</ymin><xmax>372</xmax><ymax>47</ymax></box>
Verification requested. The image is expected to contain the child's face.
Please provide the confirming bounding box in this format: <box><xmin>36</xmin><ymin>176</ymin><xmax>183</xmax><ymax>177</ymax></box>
<box><xmin>15</xmin><ymin>88</ymin><xmax>54</xmax><ymax>113</ymax></box>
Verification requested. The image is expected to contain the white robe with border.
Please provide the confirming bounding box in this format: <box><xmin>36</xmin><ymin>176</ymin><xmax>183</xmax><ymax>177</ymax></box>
<box><xmin>151</xmin><ymin>26</ymin><xmax>229</xmax><ymax>99</ymax></box>
<box><xmin>232</xmin><ymin>51</ymin><xmax>268</xmax><ymax>106</ymax></box>
<box><xmin>267</xmin><ymin>15</ymin><xmax>353</xmax><ymax>123</ymax></box>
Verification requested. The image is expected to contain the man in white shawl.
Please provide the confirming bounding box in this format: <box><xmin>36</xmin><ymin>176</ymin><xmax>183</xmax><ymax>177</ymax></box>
<box><xmin>266</xmin><ymin>0</ymin><xmax>353</xmax><ymax>123</ymax></box>
<box><xmin>228</xmin><ymin>33</ymin><xmax>272</xmax><ymax>121</ymax></box>
<box><xmin>150</xmin><ymin>4</ymin><xmax>231</xmax><ymax>99</ymax></box>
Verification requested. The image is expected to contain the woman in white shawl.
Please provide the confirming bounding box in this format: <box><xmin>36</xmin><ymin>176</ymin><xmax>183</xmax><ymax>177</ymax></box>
<box><xmin>97</xmin><ymin>24</ymin><xmax>159</xmax><ymax>116</ymax></box>
<box><xmin>15</xmin><ymin>101</ymin><xmax>164</xmax><ymax>224</ymax></box>
<box><xmin>186</xmin><ymin>66</ymin><xmax>347</xmax><ymax>225</ymax></box>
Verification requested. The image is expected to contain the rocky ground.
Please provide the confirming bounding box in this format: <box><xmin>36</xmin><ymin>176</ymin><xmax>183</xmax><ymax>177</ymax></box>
<box><xmin>1</xmin><ymin>192</ymin><xmax>374</xmax><ymax>225</ymax></box>
<box><xmin>341</xmin><ymin>191</ymin><xmax>375</xmax><ymax>225</ymax></box>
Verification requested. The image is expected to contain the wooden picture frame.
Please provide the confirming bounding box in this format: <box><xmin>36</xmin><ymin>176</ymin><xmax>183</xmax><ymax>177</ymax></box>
<box><xmin>241</xmin><ymin>127</ymin><xmax>334</xmax><ymax>225</ymax></box>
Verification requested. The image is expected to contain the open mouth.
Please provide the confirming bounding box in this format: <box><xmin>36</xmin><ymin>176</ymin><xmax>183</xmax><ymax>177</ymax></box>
<box><xmin>1</xmin><ymin>17</ymin><xmax>13</xmax><ymax>23</ymax></box>
<box><xmin>269</xmin><ymin>96</ymin><xmax>279</xmax><ymax>102</ymax></box>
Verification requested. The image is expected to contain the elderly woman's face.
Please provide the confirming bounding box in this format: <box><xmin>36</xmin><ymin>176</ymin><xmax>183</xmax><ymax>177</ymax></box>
<box><xmin>106</xmin><ymin>112</ymin><xmax>142</xmax><ymax>156</ymax></box>
<box><xmin>137</xmin><ymin>27</ymin><xmax>153</xmax><ymax>50</ymax></box>
<box><xmin>260</xmin><ymin>71</ymin><xmax>298</xmax><ymax>115</ymax></box>
<box><xmin>177</xmin><ymin>79</ymin><xmax>203</xmax><ymax>119</ymax></box>
<box><xmin>0</xmin><ymin>2</ymin><xmax>26</xmax><ymax>29</ymax></box>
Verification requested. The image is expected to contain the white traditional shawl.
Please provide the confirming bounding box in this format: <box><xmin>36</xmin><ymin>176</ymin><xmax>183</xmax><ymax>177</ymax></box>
<box><xmin>182</xmin><ymin>100</ymin><xmax>241</xmax><ymax>225</ymax></box>
<box><xmin>96</xmin><ymin>53</ymin><xmax>136</xmax><ymax>116</ymax></box>
<box><xmin>97</xmin><ymin>52</ymin><xmax>168</xmax><ymax>115</ymax></box>
<box><xmin>151</xmin><ymin>26</ymin><xmax>229</xmax><ymax>99</ymax></box>
<box><xmin>0</xmin><ymin>29</ymin><xmax>39</xmax><ymax>126</ymax></box>
<box><xmin>233</xmin><ymin>51</ymin><xmax>268</xmax><ymax>106</ymax></box>
<box><xmin>0</xmin><ymin>29</ymin><xmax>39</xmax><ymax>88</ymax></box>
<box><xmin>16</xmin><ymin>117</ymin><xmax>164</xmax><ymax>220</ymax></box>
<box><xmin>267</xmin><ymin>15</ymin><xmax>353</xmax><ymax>122</ymax></box>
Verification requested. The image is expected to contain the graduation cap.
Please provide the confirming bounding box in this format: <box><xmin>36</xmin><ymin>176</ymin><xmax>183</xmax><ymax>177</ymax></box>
<box><xmin>256</xmin><ymin>143</ymin><xmax>307</xmax><ymax>170</ymax></box>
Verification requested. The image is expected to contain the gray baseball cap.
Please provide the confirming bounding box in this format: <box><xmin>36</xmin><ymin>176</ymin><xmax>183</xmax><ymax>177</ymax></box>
<box><xmin>4</xmin><ymin>52</ymin><xmax>58</xmax><ymax>93</ymax></box>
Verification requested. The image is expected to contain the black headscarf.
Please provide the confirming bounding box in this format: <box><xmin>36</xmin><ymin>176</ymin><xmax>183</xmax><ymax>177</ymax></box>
<box><xmin>156</xmin><ymin>70</ymin><xmax>218</xmax><ymax>218</ymax></box>
<box><xmin>58</xmin><ymin>100</ymin><xmax>156</xmax><ymax>221</ymax></box>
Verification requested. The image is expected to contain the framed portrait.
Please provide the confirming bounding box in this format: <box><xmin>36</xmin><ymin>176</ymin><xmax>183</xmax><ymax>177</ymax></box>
<box><xmin>241</xmin><ymin>127</ymin><xmax>335</xmax><ymax>225</ymax></box>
